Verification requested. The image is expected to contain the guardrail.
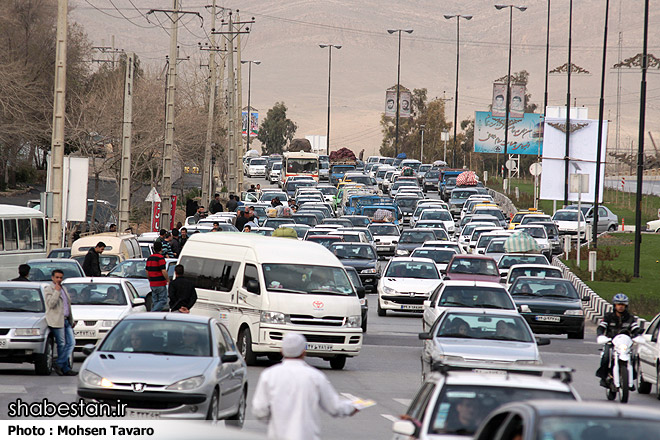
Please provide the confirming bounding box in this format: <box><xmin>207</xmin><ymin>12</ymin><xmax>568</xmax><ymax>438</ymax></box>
<box><xmin>552</xmin><ymin>257</ymin><xmax>611</xmax><ymax>323</ymax></box>
<box><xmin>486</xmin><ymin>188</ymin><xmax>518</xmax><ymax>218</ymax></box>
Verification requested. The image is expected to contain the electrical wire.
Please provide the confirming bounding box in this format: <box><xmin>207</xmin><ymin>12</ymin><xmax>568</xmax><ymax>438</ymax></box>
<box><xmin>106</xmin><ymin>0</ymin><xmax>158</xmax><ymax>29</ymax></box>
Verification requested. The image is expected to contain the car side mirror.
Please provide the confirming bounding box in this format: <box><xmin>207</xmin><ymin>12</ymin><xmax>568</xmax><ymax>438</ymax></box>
<box><xmin>374</xmin><ymin>238</ymin><xmax>381</xmax><ymax>243</ymax></box>
<box><xmin>418</xmin><ymin>332</ymin><xmax>432</xmax><ymax>340</ymax></box>
<box><xmin>423</xmin><ymin>300</ymin><xmax>431</xmax><ymax>308</ymax></box>
<box><xmin>392</xmin><ymin>240</ymin><xmax>398</xmax><ymax>244</ymax></box>
<box><xmin>500</xmin><ymin>277</ymin><xmax>507</xmax><ymax>284</ymax></box>
<box><xmin>392</xmin><ymin>420</ymin><xmax>416</xmax><ymax>437</ymax></box>
<box><xmin>221</xmin><ymin>351</ymin><xmax>240</xmax><ymax>363</ymax></box>
<box><xmin>536</xmin><ymin>337</ymin><xmax>551</xmax><ymax>346</ymax></box>
<box><xmin>246</xmin><ymin>279</ymin><xmax>260</xmax><ymax>295</ymax></box>
<box><xmin>82</xmin><ymin>344</ymin><xmax>96</xmax><ymax>356</ymax></box>
<box><xmin>132</xmin><ymin>297</ymin><xmax>146</xmax><ymax>307</ymax></box>
<box><xmin>356</xmin><ymin>286</ymin><xmax>366</xmax><ymax>299</ymax></box>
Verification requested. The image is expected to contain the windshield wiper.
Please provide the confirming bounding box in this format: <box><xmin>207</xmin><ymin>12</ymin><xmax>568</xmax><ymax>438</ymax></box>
<box><xmin>542</xmin><ymin>294</ymin><xmax>573</xmax><ymax>299</ymax></box>
<box><xmin>267</xmin><ymin>287</ymin><xmax>308</xmax><ymax>294</ymax></box>
<box><xmin>512</xmin><ymin>292</ymin><xmax>539</xmax><ymax>296</ymax></box>
<box><xmin>438</xmin><ymin>333</ymin><xmax>473</xmax><ymax>338</ymax></box>
<box><xmin>441</xmin><ymin>301</ymin><xmax>473</xmax><ymax>307</ymax></box>
<box><xmin>476</xmin><ymin>304</ymin><xmax>507</xmax><ymax>309</ymax></box>
<box><xmin>0</xmin><ymin>308</ymin><xmax>36</xmax><ymax>312</ymax></box>
<box><xmin>308</xmin><ymin>289</ymin><xmax>347</xmax><ymax>295</ymax></box>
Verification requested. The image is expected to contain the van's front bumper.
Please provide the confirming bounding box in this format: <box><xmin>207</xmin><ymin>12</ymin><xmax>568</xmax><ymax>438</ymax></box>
<box><xmin>257</xmin><ymin>325</ymin><xmax>362</xmax><ymax>357</ymax></box>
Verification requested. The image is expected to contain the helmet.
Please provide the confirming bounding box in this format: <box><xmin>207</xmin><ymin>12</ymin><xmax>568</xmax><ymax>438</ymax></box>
<box><xmin>612</xmin><ymin>293</ymin><xmax>629</xmax><ymax>305</ymax></box>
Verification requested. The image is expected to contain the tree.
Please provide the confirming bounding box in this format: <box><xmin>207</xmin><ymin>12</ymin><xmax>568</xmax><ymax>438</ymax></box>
<box><xmin>257</xmin><ymin>102</ymin><xmax>297</xmax><ymax>155</ymax></box>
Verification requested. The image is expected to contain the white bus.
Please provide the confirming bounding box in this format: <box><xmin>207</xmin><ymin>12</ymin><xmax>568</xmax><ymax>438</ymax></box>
<box><xmin>280</xmin><ymin>151</ymin><xmax>319</xmax><ymax>186</ymax></box>
<box><xmin>0</xmin><ymin>205</ymin><xmax>47</xmax><ymax>280</ymax></box>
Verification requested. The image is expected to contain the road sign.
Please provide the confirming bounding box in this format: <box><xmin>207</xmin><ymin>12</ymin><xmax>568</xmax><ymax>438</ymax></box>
<box><xmin>570</xmin><ymin>174</ymin><xmax>589</xmax><ymax>193</ymax></box>
<box><xmin>505</xmin><ymin>159</ymin><xmax>517</xmax><ymax>170</ymax></box>
<box><xmin>145</xmin><ymin>187</ymin><xmax>161</xmax><ymax>203</ymax></box>
<box><xmin>529</xmin><ymin>162</ymin><xmax>542</xmax><ymax>177</ymax></box>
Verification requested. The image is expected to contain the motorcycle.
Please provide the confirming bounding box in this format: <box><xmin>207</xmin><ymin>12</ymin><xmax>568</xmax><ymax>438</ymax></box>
<box><xmin>598</xmin><ymin>333</ymin><xmax>635</xmax><ymax>403</ymax></box>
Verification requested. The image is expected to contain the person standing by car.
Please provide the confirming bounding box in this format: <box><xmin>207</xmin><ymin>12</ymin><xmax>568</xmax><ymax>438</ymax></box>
<box><xmin>226</xmin><ymin>194</ymin><xmax>239</xmax><ymax>212</ymax></box>
<box><xmin>179</xmin><ymin>228</ymin><xmax>189</xmax><ymax>248</ymax></box>
<box><xmin>44</xmin><ymin>270</ymin><xmax>76</xmax><ymax>376</ymax></box>
<box><xmin>168</xmin><ymin>264</ymin><xmax>197</xmax><ymax>313</ymax></box>
<box><xmin>82</xmin><ymin>242</ymin><xmax>105</xmax><ymax>277</ymax></box>
<box><xmin>170</xmin><ymin>229</ymin><xmax>181</xmax><ymax>256</ymax></box>
<box><xmin>146</xmin><ymin>241</ymin><xmax>169</xmax><ymax>311</ymax></box>
<box><xmin>11</xmin><ymin>264</ymin><xmax>30</xmax><ymax>281</ymax></box>
<box><xmin>209</xmin><ymin>193</ymin><xmax>224</xmax><ymax>214</ymax></box>
<box><xmin>252</xmin><ymin>333</ymin><xmax>357</xmax><ymax>440</ymax></box>
<box><xmin>193</xmin><ymin>206</ymin><xmax>206</xmax><ymax>224</ymax></box>
<box><xmin>235</xmin><ymin>208</ymin><xmax>250</xmax><ymax>231</ymax></box>
<box><xmin>162</xmin><ymin>232</ymin><xmax>175</xmax><ymax>258</ymax></box>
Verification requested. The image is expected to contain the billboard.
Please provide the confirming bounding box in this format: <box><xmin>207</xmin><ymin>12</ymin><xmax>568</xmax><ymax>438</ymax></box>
<box><xmin>539</xmin><ymin>118</ymin><xmax>608</xmax><ymax>202</ymax></box>
<box><xmin>152</xmin><ymin>196</ymin><xmax>177</xmax><ymax>232</ymax></box>
<box><xmin>510</xmin><ymin>84</ymin><xmax>526</xmax><ymax>118</ymax></box>
<box><xmin>474</xmin><ymin>111</ymin><xmax>543</xmax><ymax>155</ymax></box>
<box><xmin>491</xmin><ymin>83</ymin><xmax>507</xmax><ymax>117</ymax></box>
<box><xmin>385</xmin><ymin>89</ymin><xmax>412</xmax><ymax>118</ymax></box>
<box><xmin>242</xmin><ymin>110</ymin><xmax>258</xmax><ymax>137</ymax></box>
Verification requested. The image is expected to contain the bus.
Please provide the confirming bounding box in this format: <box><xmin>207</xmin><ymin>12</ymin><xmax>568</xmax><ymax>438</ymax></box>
<box><xmin>0</xmin><ymin>205</ymin><xmax>47</xmax><ymax>280</ymax></box>
<box><xmin>280</xmin><ymin>151</ymin><xmax>319</xmax><ymax>186</ymax></box>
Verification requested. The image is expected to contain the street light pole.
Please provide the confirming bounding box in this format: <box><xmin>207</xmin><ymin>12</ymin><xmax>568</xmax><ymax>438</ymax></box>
<box><xmin>388</xmin><ymin>29</ymin><xmax>413</xmax><ymax>158</ymax></box>
<box><xmin>495</xmin><ymin>4</ymin><xmax>527</xmax><ymax>192</ymax></box>
<box><xmin>420</xmin><ymin>124</ymin><xmax>425</xmax><ymax>162</ymax></box>
<box><xmin>241</xmin><ymin>60</ymin><xmax>261</xmax><ymax>154</ymax></box>
<box><xmin>543</xmin><ymin>0</ymin><xmax>551</xmax><ymax>114</ymax></box>
<box><xmin>564</xmin><ymin>0</ymin><xmax>573</xmax><ymax>207</ymax></box>
<box><xmin>319</xmin><ymin>44</ymin><xmax>341</xmax><ymax>156</ymax></box>
<box><xmin>444</xmin><ymin>14</ymin><xmax>473</xmax><ymax>169</ymax></box>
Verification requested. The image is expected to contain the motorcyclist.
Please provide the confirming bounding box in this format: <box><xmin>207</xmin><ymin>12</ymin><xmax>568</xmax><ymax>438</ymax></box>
<box><xmin>595</xmin><ymin>293</ymin><xmax>640</xmax><ymax>387</ymax></box>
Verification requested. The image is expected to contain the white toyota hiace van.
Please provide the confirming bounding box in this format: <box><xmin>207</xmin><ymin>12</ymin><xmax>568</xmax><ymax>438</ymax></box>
<box><xmin>180</xmin><ymin>233</ymin><xmax>363</xmax><ymax>370</ymax></box>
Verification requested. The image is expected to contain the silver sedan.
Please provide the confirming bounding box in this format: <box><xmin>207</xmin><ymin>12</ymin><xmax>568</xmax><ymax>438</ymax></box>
<box><xmin>77</xmin><ymin>313</ymin><xmax>247</xmax><ymax>424</ymax></box>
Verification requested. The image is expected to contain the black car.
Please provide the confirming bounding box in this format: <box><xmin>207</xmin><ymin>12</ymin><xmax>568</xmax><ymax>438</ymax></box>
<box><xmin>345</xmin><ymin>267</ymin><xmax>368</xmax><ymax>333</ymax></box>
<box><xmin>509</xmin><ymin>276</ymin><xmax>587</xmax><ymax>339</ymax></box>
<box><xmin>422</xmin><ymin>169</ymin><xmax>440</xmax><ymax>192</ymax></box>
<box><xmin>330</xmin><ymin>243</ymin><xmax>380</xmax><ymax>292</ymax></box>
<box><xmin>529</xmin><ymin>220</ymin><xmax>562</xmax><ymax>255</ymax></box>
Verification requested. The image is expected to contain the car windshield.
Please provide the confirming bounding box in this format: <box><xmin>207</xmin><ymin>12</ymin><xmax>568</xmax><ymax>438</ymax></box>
<box><xmin>345</xmin><ymin>175</ymin><xmax>372</xmax><ymax>185</ymax></box>
<box><xmin>486</xmin><ymin>240</ymin><xmax>506</xmax><ymax>253</ymax></box>
<box><xmin>392</xmin><ymin>181</ymin><xmax>418</xmax><ymax>190</ymax></box>
<box><xmin>260</xmin><ymin>192</ymin><xmax>287</xmax><ymax>202</ymax></box>
<box><xmin>368</xmin><ymin>224</ymin><xmax>399</xmax><ymax>235</ymax></box>
<box><xmin>108</xmin><ymin>260</ymin><xmax>147</xmax><ymax>279</ymax></box>
<box><xmin>499</xmin><ymin>255</ymin><xmax>548</xmax><ymax>269</ymax></box>
<box><xmin>0</xmin><ymin>287</ymin><xmax>44</xmax><ymax>312</ymax></box>
<box><xmin>263</xmin><ymin>219</ymin><xmax>292</xmax><ymax>229</ymax></box>
<box><xmin>323</xmin><ymin>219</ymin><xmax>353</xmax><ymax>227</ymax></box>
<box><xmin>521</xmin><ymin>215</ymin><xmax>551</xmax><ymax>225</ymax></box>
<box><xmin>332</xmin><ymin>165</ymin><xmax>355</xmax><ymax>173</ymax></box>
<box><xmin>72</xmin><ymin>255</ymin><xmax>119</xmax><ymax>273</ymax></box>
<box><xmin>385</xmin><ymin>261</ymin><xmax>439</xmax><ymax>279</ymax></box>
<box><xmin>419</xmin><ymin>165</ymin><xmax>432</xmax><ymax>173</ymax></box>
<box><xmin>65</xmin><ymin>283</ymin><xmax>127</xmax><ymax>306</ymax></box>
<box><xmin>537</xmin><ymin>416</ymin><xmax>660</xmax><ymax>439</ymax></box>
<box><xmin>48</xmin><ymin>249</ymin><xmax>71</xmax><ymax>259</ymax></box>
<box><xmin>376</xmin><ymin>169</ymin><xmax>389</xmax><ymax>178</ymax></box>
<box><xmin>477</xmin><ymin>235</ymin><xmax>500</xmax><ymax>249</ymax></box>
<box><xmin>286</xmin><ymin>181</ymin><xmax>316</xmax><ymax>192</ymax></box>
<box><xmin>517</xmin><ymin>227</ymin><xmax>546</xmax><ymax>239</ymax></box>
<box><xmin>425</xmin><ymin>171</ymin><xmax>440</xmax><ymax>178</ymax></box>
<box><xmin>100</xmin><ymin>320</ymin><xmax>211</xmax><ymax>356</ymax></box>
<box><xmin>509</xmin><ymin>267</ymin><xmax>562</xmax><ymax>284</ymax></box>
<box><xmin>345</xmin><ymin>216</ymin><xmax>371</xmax><ymax>227</ymax></box>
<box><xmin>396</xmin><ymin>197</ymin><xmax>420</xmax><ymax>208</ymax></box>
<box><xmin>553</xmin><ymin>211</ymin><xmax>583</xmax><ymax>222</ymax></box>
<box><xmin>292</xmin><ymin>215</ymin><xmax>318</xmax><ymax>226</ymax></box>
<box><xmin>436</xmin><ymin>313</ymin><xmax>533</xmax><ymax>342</ymax></box>
<box><xmin>474</xmin><ymin>209</ymin><xmax>504</xmax><ymax>220</ymax></box>
<box><xmin>308</xmin><ymin>237</ymin><xmax>342</xmax><ymax>248</ymax></box>
<box><xmin>411</xmin><ymin>249</ymin><xmax>456</xmax><ymax>264</ymax></box>
<box><xmin>531</xmin><ymin>222</ymin><xmax>560</xmax><ymax>237</ymax></box>
<box><xmin>510</xmin><ymin>279</ymin><xmax>579</xmax><ymax>298</ymax></box>
<box><xmin>400</xmin><ymin>230</ymin><xmax>437</xmax><ymax>243</ymax></box>
<box><xmin>438</xmin><ymin>286</ymin><xmax>514</xmax><ymax>309</ymax></box>
<box><xmin>331</xmin><ymin>244</ymin><xmax>376</xmax><ymax>260</ymax></box>
<box><xmin>272</xmin><ymin>162</ymin><xmax>282</xmax><ymax>170</ymax></box>
<box><xmin>452</xmin><ymin>190</ymin><xmax>477</xmax><ymax>200</ymax></box>
<box><xmin>420</xmin><ymin>210</ymin><xmax>452</xmax><ymax>221</ymax></box>
<box><xmin>250</xmin><ymin>158</ymin><xmax>267</xmax><ymax>165</ymax></box>
<box><xmin>448</xmin><ymin>258</ymin><xmax>499</xmax><ymax>276</ymax></box>
<box><xmin>428</xmin><ymin>385</ymin><xmax>573</xmax><ymax>436</ymax></box>
<box><xmin>446</xmin><ymin>177</ymin><xmax>457</xmax><ymax>185</ymax></box>
<box><xmin>262</xmin><ymin>264</ymin><xmax>353</xmax><ymax>295</ymax></box>
<box><xmin>318</xmin><ymin>186</ymin><xmax>337</xmax><ymax>195</ymax></box>
<box><xmin>27</xmin><ymin>262</ymin><xmax>83</xmax><ymax>281</ymax></box>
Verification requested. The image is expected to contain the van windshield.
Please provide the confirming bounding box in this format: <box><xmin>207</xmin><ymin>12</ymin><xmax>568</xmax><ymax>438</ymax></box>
<box><xmin>262</xmin><ymin>264</ymin><xmax>354</xmax><ymax>295</ymax></box>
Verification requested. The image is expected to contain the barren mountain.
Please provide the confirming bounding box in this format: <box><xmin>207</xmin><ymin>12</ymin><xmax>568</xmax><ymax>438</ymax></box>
<box><xmin>72</xmin><ymin>0</ymin><xmax>660</xmax><ymax>158</ymax></box>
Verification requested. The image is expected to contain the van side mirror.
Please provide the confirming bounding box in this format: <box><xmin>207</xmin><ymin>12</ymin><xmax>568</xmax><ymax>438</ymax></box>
<box><xmin>246</xmin><ymin>279</ymin><xmax>260</xmax><ymax>294</ymax></box>
<box><xmin>356</xmin><ymin>286</ymin><xmax>366</xmax><ymax>299</ymax></box>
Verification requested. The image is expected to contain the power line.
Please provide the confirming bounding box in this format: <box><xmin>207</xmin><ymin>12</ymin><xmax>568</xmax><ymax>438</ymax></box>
<box><xmin>107</xmin><ymin>0</ymin><xmax>158</xmax><ymax>29</ymax></box>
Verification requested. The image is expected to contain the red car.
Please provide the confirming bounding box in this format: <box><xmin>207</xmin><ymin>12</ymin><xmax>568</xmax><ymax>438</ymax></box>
<box><xmin>444</xmin><ymin>254</ymin><xmax>501</xmax><ymax>283</ymax></box>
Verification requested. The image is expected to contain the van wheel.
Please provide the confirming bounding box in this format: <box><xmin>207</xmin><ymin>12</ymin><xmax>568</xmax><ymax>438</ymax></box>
<box><xmin>377</xmin><ymin>302</ymin><xmax>386</xmax><ymax>317</ymax></box>
<box><xmin>238</xmin><ymin>328</ymin><xmax>257</xmax><ymax>366</ymax></box>
<box><xmin>329</xmin><ymin>355</ymin><xmax>347</xmax><ymax>370</ymax></box>
<box><xmin>34</xmin><ymin>336</ymin><xmax>54</xmax><ymax>375</ymax></box>
<box><xmin>144</xmin><ymin>293</ymin><xmax>153</xmax><ymax>311</ymax></box>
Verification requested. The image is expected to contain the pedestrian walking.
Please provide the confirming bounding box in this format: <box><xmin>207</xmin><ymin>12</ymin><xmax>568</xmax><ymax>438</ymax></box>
<box><xmin>179</xmin><ymin>228</ymin><xmax>189</xmax><ymax>248</ymax></box>
<box><xmin>170</xmin><ymin>229</ymin><xmax>181</xmax><ymax>256</ymax></box>
<box><xmin>252</xmin><ymin>333</ymin><xmax>358</xmax><ymax>440</ymax></box>
<box><xmin>44</xmin><ymin>270</ymin><xmax>77</xmax><ymax>376</ymax></box>
<box><xmin>226</xmin><ymin>194</ymin><xmax>239</xmax><ymax>212</ymax></box>
<box><xmin>209</xmin><ymin>193</ymin><xmax>224</xmax><ymax>214</ymax></box>
<box><xmin>82</xmin><ymin>242</ymin><xmax>105</xmax><ymax>277</ymax></box>
<box><xmin>146</xmin><ymin>241</ymin><xmax>169</xmax><ymax>311</ymax></box>
<box><xmin>168</xmin><ymin>264</ymin><xmax>197</xmax><ymax>313</ymax></box>
<box><xmin>11</xmin><ymin>264</ymin><xmax>30</xmax><ymax>281</ymax></box>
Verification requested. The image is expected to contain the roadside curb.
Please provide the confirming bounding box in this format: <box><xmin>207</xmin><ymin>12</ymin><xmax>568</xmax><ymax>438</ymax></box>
<box><xmin>552</xmin><ymin>258</ymin><xmax>611</xmax><ymax>323</ymax></box>
<box><xmin>486</xmin><ymin>188</ymin><xmax>517</xmax><ymax>218</ymax></box>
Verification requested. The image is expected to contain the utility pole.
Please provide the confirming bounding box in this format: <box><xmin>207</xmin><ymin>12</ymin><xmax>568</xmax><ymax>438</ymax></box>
<box><xmin>118</xmin><ymin>52</ymin><xmax>135</xmax><ymax>233</ymax></box>
<box><xmin>48</xmin><ymin>0</ymin><xmax>68</xmax><ymax>252</ymax></box>
<box><xmin>241</xmin><ymin>60</ymin><xmax>261</xmax><ymax>154</ymax></box>
<box><xmin>564</xmin><ymin>0</ymin><xmax>574</xmax><ymax>207</ymax></box>
<box><xmin>201</xmin><ymin>0</ymin><xmax>221</xmax><ymax>207</ymax></box>
<box><xmin>236</xmin><ymin>11</ymin><xmax>244</xmax><ymax>192</ymax></box>
<box><xmin>387</xmin><ymin>29</ymin><xmax>413</xmax><ymax>158</ymax></box>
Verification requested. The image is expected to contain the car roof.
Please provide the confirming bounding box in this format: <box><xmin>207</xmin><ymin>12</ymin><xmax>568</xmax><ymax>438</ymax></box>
<box><xmin>63</xmin><ymin>277</ymin><xmax>125</xmax><ymax>284</ymax></box>
<box><xmin>440</xmin><ymin>280</ymin><xmax>506</xmax><ymax>288</ymax></box>
<box><xmin>508</xmin><ymin>264</ymin><xmax>559</xmax><ymax>270</ymax></box>
<box><xmin>0</xmin><ymin>281</ymin><xmax>46</xmax><ymax>289</ymax></box>
<box><xmin>28</xmin><ymin>258</ymin><xmax>79</xmax><ymax>264</ymax></box>
<box><xmin>497</xmin><ymin>399</ymin><xmax>660</xmax><ymax>419</ymax></box>
<box><xmin>427</xmin><ymin>373</ymin><xmax>574</xmax><ymax>393</ymax></box>
<box><xmin>389</xmin><ymin>257</ymin><xmax>438</xmax><ymax>263</ymax></box>
<box><xmin>123</xmin><ymin>312</ymin><xmax>212</xmax><ymax>324</ymax></box>
<box><xmin>450</xmin><ymin>254</ymin><xmax>497</xmax><ymax>261</ymax></box>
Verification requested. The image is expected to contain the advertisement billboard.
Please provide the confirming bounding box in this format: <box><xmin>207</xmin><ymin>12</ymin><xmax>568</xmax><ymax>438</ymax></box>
<box><xmin>400</xmin><ymin>90</ymin><xmax>412</xmax><ymax>118</ymax></box>
<box><xmin>242</xmin><ymin>110</ymin><xmax>258</xmax><ymax>137</ymax></box>
<box><xmin>474</xmin><ymin>111</ymin><xmax>543</xmax><ymax>155</ymax></box>
<box><xmin>491</xmin><ymin>83</ymin><xmax>507</xmax><ymax>117</ymax></box>
<box><xmin>385</xmin><ymin>90</ymin><xmax>396</xmax><ymax>117</ymax></box>
<box><xmin>510</xmin><ymin>84</ymin><xmax>526</xmax><ymax>118</ymax></box>
<box><xmin>152</xmin><ymin>196</ymin><xmax>177</xmax><ymax>232</ymax></box>
<box><xmin>385</xmin><ymin>89</ymin><xmax>412</xmax><ymax>118</ymax></box>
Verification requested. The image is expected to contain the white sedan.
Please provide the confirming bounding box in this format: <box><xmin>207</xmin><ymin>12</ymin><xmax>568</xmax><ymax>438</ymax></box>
<box><xmin>63</xmin><ymin>277</ymin><xmax>147</xmax><ymax>353</ymax></box>
<box><xmin>377</xmin><ymin>257</ymin><xmax>443</xmax><ymax>316</ymax></box>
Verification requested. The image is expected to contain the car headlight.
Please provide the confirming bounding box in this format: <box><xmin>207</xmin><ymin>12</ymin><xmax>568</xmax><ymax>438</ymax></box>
<box><xmin>361</xmin><ymin>268</ymin><xmax>378</xmax><ymax>274</ymax></box>
<box><xmin>396</xmin><ymin>249</ymin><xmax>409</xmax><ymax>256</ymax></box>
<box><xmin>383</xmin><ymin>286</ymin><xmax>398</xmax><ymax>295</ymax></box>
<box><xmin>260</xmin><ymin>311</ymin><xmax>287</xmax><ymax>324</ymax></box>
<box><xmin>519</xmin><ymin>305</ymin><xmax>532</xmax><ymax>313</ymax></box>
<box><xmin>81</xmin><ymin>369</ymin><xmax>114</xmax><ymax>388</ymax></box>
<box><xmin>434</xmin><ymin>354</ymin><xmax>464</xmax><ymax>363</ymax></box>
<box><xmin>166</xmin><ymin>375</ymin><xmax>205</xmax><ymax>391</ymax></box>
<box><xmin>100</xmin><ymin>320</ymin><xmax>118</xmax><ymax>328</ymax></box>
<box><xmin>345</xmin><ymin>315</ymin><xmax>362</xmax><ymax>328</ymax></box>
<box><xmin>515</xmin><ymin>359</ymin><xmax>542</xmax><ymax>365</ymax></box>
<box><xmin>14</xmin><ymin>328</ymin><xmax>41</xmax><ymax>336</ymax></box>
<box><xmin>564</xmin><ymin>309</ymin><xmax>584</xmax><ymax>316</ymax></box>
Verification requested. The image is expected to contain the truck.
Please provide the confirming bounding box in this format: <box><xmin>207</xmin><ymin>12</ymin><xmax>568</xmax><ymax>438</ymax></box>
<box><xmin>329</xmin><ymin>148</ymin><xmax>357</xmax><ymax>185</ymax></box>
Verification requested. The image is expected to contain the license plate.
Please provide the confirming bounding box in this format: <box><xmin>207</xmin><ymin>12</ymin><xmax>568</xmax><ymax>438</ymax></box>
<box><xmin>127</xmin><ymin>410</ymin><xmax>160</xmax><ymax>419</ymax></box>
<box><xmin>307</xmin><ymin>343</ymin><xmax>333</xmax><ymax>351</ymax></box>
<box><xmin>0</xmin><ymin>339</ymin><xmax>6</xmax><ymax>348</ymax></box>
<box><xmin>535</xmin><ymin>315</ymin><xmax>561</xmax><ymax>323</ymax></box>
<box><xmin>74</xmin><ymin>330</ymin><xmax>97</xmax><ymax>338</ymax></box>
<box><xmin>401</xmin><ymin>305</ymin><xmax>423</xmax><ymax>310</ymax></box>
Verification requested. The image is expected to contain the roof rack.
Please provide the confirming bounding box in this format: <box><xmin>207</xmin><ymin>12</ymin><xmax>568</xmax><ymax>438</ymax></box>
<box><xmin>430</xmin><ymin>360</ymin><xmax>574</xmax><ymax>384</ymax></box>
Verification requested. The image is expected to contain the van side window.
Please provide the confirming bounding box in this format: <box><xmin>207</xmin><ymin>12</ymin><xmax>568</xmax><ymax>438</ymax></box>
<box><xmin>31</xmin><ymin>219</ymin><xmax>44</xmax><ymax>250</ymax></box>
<box><xmin>3</xmin><ymin>220</ymin><xmax>18</xmax><ymax>251</ymax></box>
<box><xmin>180</xmin><ymin>256</ymin><xmax>239</xmax><ymax>292</ymax></box>
<box><xmin>18</xmin><ymin>219</ymin><xmax>32</xmax><ymax>250</ymax></box>
<box><xmin>243</xmin><ymin>264</ymin><xmax>259</xmax><ymax>294</ymax></box>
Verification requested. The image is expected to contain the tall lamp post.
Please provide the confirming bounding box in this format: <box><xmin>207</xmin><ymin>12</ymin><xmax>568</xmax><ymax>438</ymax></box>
<box><xmin>495</xmin><ymin>4</ymin><xmax>527</xmax><ymax>191</ymax></box>
<box><xmin>319</xmin><ymin>44</ymin><xmax>341</xmax><ymax>155</ymax></box>
<box><xmin>444</xmin><ymin>14</ymin><xmax>473</xmax><ymax>169</ymax></box>
<box><xmin>240</xmin><ymin>60</ymin><xmax>261</xmax><ymax>153</ymax></box>
<box><xmin>420</xmin><ymin>124</ymin><xmax>425</xmax><ymax>162</ymax></box>
<box><xmin>387</xmin><ymin>28</ymin><xmax>413</xmax><ymax>158</ymax></box>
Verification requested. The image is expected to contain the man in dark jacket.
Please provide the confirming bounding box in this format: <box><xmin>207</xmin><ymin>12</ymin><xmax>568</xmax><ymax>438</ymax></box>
<box><xmin>168</xmin><ymin>265</ymin><xmax>197</xmax><ymax>313</ymax></box>
<box><xmin>209</xmin><ymin>193</ymin><xmax>224</xmax><ymax>214</ymax></box>
<box><xmin>235</xmin><ymin>208</ymin><xmax>249</xmax><ymax>231</ymax></box>
<box><xmin>170</xmin><ymin>229</ymin><xmax>182</xmax><ymax>256</ymax></box>
<box><xmin>11</xmin><ymin>264</ymin><xmax>31</xmax><ymax>281</ymax></box>
<box><xmin>226</xmin><ymin>195</ymin><xmax>239</xmax><ymax>212</ymax></box>
<box><xmin>82</xmin><ymin>242</ymin><xmax>105</xmax><ymax>277</ymax></box>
